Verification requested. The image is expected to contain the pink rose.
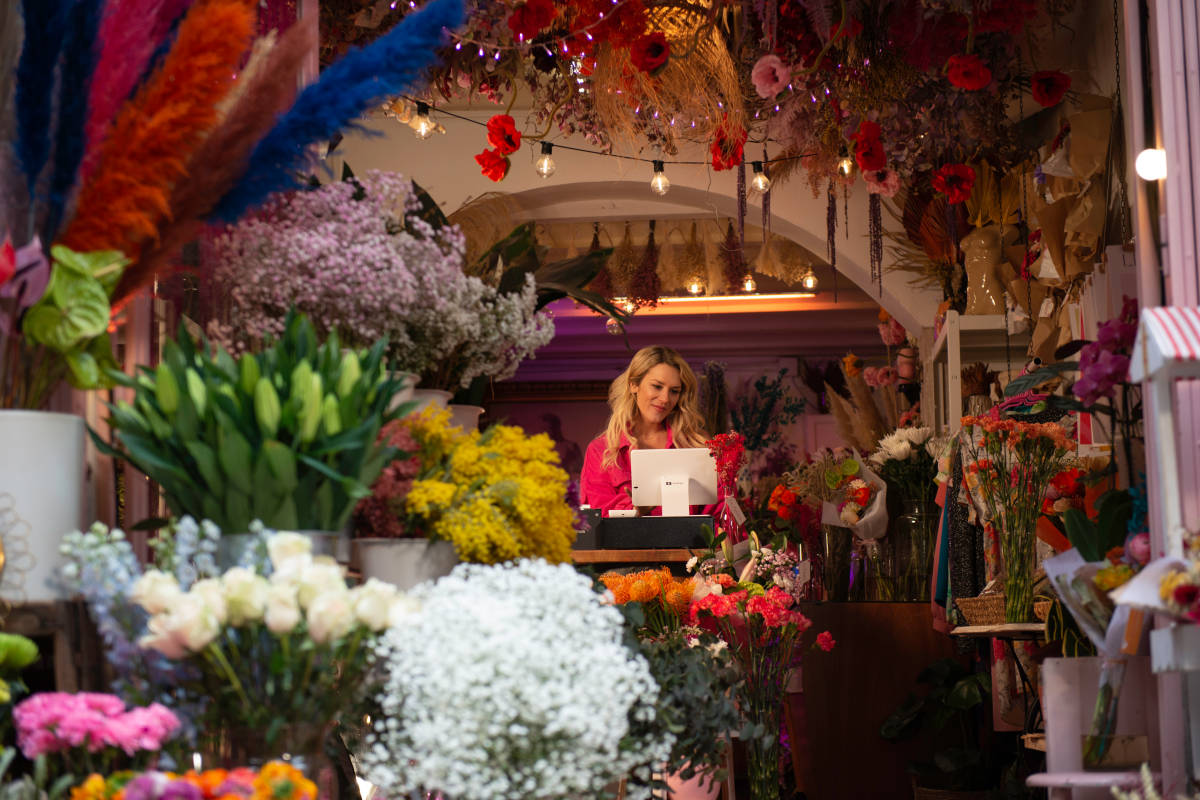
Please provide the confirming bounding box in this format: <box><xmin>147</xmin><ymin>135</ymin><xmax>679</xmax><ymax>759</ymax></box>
<box><xmin>1127</xmin><ymin>533</ymin><xmax>1151</xmax><ymax>566</ymax></box>
<box><xmin>879</xmin><ymin>317</ymin><xmax>907</xmax><ymax>346</ymax></box>
<box><xmin>876</xmin><ymin>366</ymin><xmax>898</xmax><ymax>386</ymax></box>
<box><xmin>752</xmin><ymin>55</ymin><xmax>790</xmax><ymax>100</ymax></box>
<box><xmin>862</xmin><ymin>366</ymin><xmax>880</xmax><ymax>387</ymax></box>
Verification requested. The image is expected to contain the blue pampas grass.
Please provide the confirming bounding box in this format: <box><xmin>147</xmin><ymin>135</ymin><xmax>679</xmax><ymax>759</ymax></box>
<box><xmin>45</xmin><ymin>0</ymin><xmax>106</xmax><ymax>242</ymax></box>
<box><xmin>13</xmin><ymin>0</ymin><xmax>71</xmax><ymax>217</ymax></box>
<box><xmin>210</xmin><ymin>0</ymin><xmax>464</xmax><ymax>223</ymax></box>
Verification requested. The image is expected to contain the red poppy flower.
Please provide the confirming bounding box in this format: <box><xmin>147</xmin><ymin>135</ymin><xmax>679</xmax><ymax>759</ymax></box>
<box><xmin>506</xmin><ymin>0</ymin><xmax>555</xmax><ymax>41</ymax></box>
<box><xmin>1031</xmin><ymin>70</ymin><xmax>1072</xmax><ymax>107</ymax></box>
<box><xmin>475</xmin><ymin>148</ymin><xmax>510</xmax><ymax>182</ymax></box>
<box><xmin>848</xmin><ymin>120</ymin><xmax>886</xmax><ymax>171</ymax></box>
<box><xmin>711</xmin><ymin>121</ymin><xmax>747</xmax><ymax>171</ymax></box>
<box><xmin>1174</xmin><ymin>584</ymin><xmax>1200</xmax><ymax>608</ymax></box>
<box><xmin>832</xmin><ymin>16</ymin><xmax>862</xmax><ymax>42</ymax></box>
<box><xmin>486</xmin><ymin>114</ymin><xmax>521</xmax><ymax>155</ymax></box>
<box><xmin>630</xmin><ymin>31</ymin><xmax>671</xmax><ymax>75</ymax></box>
<box><xmin>932</xmin><ymin>163</ymin><xmax>976</xmax><ymax>205</ymax></box>
<box><xmin>947</xmin><ymin>54</ymin><xmax>992</xmax><ymax>91</ymax></box>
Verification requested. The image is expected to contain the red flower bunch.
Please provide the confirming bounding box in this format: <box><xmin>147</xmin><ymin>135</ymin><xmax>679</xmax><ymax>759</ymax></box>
<box><xmin>506</xmin><ymin>0</ymin><xmax>555</xmax><ymax>41</ymax></box>
<box><xmin>746</xmin><ymin>592</ymin><xmax>811</xmax><ymax>629</ymax></box>
<box><xmin>1042</xmin><ymin>467</ymin><xmax>1087</xmax><ymax>515</ymax></box>
<box><xmin>712</xmin><ymin>573</ymin><xmax>736</xmax><ymax>588</ymax></box>
<box><xmin>708</xmin><ymin>432</ymin><xmax>748</xmax><ymax>488</ymax></box>
<box><xmin>486</xmin><ymin>114</ymin><xmax>521</xmax><ymax>155</ymax></box>
<box><xmin>947</xmin><ymin>54</ymin><xmax>992</xmax><ymax>91</ymax></box>
<box><xmin>710</xmin><ymin>120</ymin><xmax>747</xmax><ymax>171</ymax></box>
<box><xmin>932</xmin><ymin>163</ymin><xmax>976</xmax><ymax>205</ymax></box>
<box><xmin>1031</xmin><ymin>70</ymin><xmax>1072</xmax><ymax>107</ymax></box>
<box><xmin>1174</xmin><ymin>584</ymin><xmax>1200</xmax><ymax>609</ymax></box>
<box><xmin>475</xmin><ymin>149</ymin><xmax>510</xmax><ymax>182</ymax></box>
<box><xmin>630</xmin><ymin>31</ymin><xmax>670</xmax><ymax>75</ymax></box>
<box><xmin>687</xmin><ymin>589</ymin><xmax>748</xmax><ymax>625</ymax></box>
<box><xmin>849</xmin><ymin>119</ymin><xmax>886</xmax><ymax>172</ymax></box>
<box><xmin>816</xmin><ymin>631</ymin><xmax>836</xmax><ymax>651</ymax></box>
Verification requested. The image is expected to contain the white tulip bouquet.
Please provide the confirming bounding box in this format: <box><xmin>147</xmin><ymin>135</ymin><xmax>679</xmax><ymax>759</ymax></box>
<box><xmin>133</xmin><ymin>532</ymin><xmax>417</xmax><ymax>732</ymax></box>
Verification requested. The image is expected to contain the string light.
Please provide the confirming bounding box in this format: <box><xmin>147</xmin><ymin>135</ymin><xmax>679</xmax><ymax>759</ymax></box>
<box><xmin>650</xmin><ymin>160</ymin><xmax>670</xmax><ymax>195</ymax></box>
<box><xmin>742</xmin><ymin>274</ymin><xmax>757</xmax><ymax>292</ymax></box>
<box><xmin>687</xmin><ymin>278</ymin><xmax>703</xmax><ymax>295</ymax></box>
<box><xmin>836</xmin><ymin>147</ymin><xmax>856</xmax><ymax>179</ymax></box>
<box><xmin>801</xmin><ymin>265</ymin><xmax>817</xmax><ymax>290</ymax></box>
<box><xmin>1135</xmin><ymin>148</ymin><xmax>1167</xmax><ymax>180</ymax></box>
<box><xmin>412</xmin><ymin>101</ymin><xmax>436</xmax><ymax>139</ymax></box>
<box><xmin>606</xmin><ymin>317</ymin><xmax>624</xmax><ymax>334</ymax></box>
<box><xmin>750</xmin><ymin>161</ymin><xmax>771</xmax><ymax>193</ymax></box>
<box><xmin>535</xmin><ymin>142</ymin><xmax>556</xmax><ymax>178</ymax></box>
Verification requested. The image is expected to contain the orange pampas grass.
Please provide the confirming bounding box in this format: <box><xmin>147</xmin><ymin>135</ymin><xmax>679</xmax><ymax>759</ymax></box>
<box><xmin>58</xmin><ymin>0</ymin><xmax>255</xmax><ymax>260</ymax></box>
<box><xmin>116</xmin><ymin>15</ymin><xmax>314</xmax><ymax>302</ymax></box>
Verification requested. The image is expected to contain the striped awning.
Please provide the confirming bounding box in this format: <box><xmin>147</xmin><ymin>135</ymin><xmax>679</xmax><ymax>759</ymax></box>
<box><xmin>1130</xmin><ymin>306</ymin><xmax>1200</xmax><ymax>381</ymax></box>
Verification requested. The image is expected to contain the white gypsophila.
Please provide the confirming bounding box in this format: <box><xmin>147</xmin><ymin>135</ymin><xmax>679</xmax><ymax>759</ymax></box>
<box><xmin>361</xmin><ymin>560</ymin><xmax>672</xmax><ymax>800</ymax></box>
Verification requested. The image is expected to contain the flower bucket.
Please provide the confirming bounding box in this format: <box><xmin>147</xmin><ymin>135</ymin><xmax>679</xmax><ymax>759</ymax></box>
<box><xmin>353</xmin><ymin>538</ymin><xmax>459</xmax><ymax>590</ymax></box>
<box><xmin>217</xmin><ymin>531</ymin><xmax>339</xmax><ymax>571</ymax></box>
<box><xmin>449</xmin><ymin>404</ymin><xmax>484</xmax><ymax>432</ymax></box>
<box><xmin>410</xmin><ymin>389</ymin><xmax>453</xmax><ymax>415</ymax></box>
<box><xmin>0</xmin><ymin>411</ymin><xmax>84</xmax><ymax>602</ymax></box>
<box><xmin>387</xmin><ymin>372</ymin><xmax>419</xmax><ymax>412</ymax></box>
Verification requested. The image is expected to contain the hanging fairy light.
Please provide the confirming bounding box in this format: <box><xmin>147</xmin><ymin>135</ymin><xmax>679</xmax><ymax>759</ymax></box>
<box><xmin>606</xmin><ymin>317</ymin><xmax>624</xmax><ymax>335</ymax></box>
<box><xmin>650</xmin><ymin>160</ymin><xmax>670</xmax><ymax>195</ymax></box>
<box><xmin>412</xmin><ymin>101</ymin><xmax>436</xmax><ymax>140</ymax></box>
<box><xmin>801</xmin><ymin>265</ymin><xmax>817</xmax><ymax>290</ymax></box>
<box><xmin>535</xmin><ymin>142</ymin><xmax>556</xmax><ymax>178</ymax></box>
<box><xmin>750</xmin><ymin>161</ymin><xmax>771</xmax><ymax>193</ymax></box>
<box><xmin>836</xmin><ymin>148</ymin><xmax>856</xmax><ymax>179</ymax></box>
<box><xmin>742</xmin><ymin>274</ymin><xmax>757</xmax><ymax>292</ymax></box>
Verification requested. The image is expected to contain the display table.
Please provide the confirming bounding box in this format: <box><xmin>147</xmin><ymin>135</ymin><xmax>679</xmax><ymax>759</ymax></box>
<box><xmin>799</xmin><ymin>602</ymin><xmax>962</xmax><ymax>800</ymax></box>
<box><xmin>571</xmin><ymin>549</ymin><xmax>694</xmax><ymax>572</ymax></box>
<box><xmin>0</xmin><ymin>600</ymin><xmax>106</xmax><ymax>692</ymax></box>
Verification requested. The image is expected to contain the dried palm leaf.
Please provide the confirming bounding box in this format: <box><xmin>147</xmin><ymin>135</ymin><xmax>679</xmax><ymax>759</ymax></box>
<box><xmin>447</xmin><ymin>191</ymin><xmax>524</xmax><ymax>265</ymax></box>
<box><xmin>825</xmin><ymin>384</ymin><xmax>868</xmax><ymax>453</ymax></box>
<box><xmin>846</xmin><ymin>368</ymin><xmax>888</xmax><ymax>450</ymax></box>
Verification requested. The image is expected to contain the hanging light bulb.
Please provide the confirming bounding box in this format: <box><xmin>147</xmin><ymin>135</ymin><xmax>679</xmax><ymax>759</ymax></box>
<box><xmin>801</xmin><ymin>266</ymin><xmax>818</xmax><ymax>290</ymax></box>
<box><xmin>606</xmin><ymin>317</ymin><xmax>624</xmax><ymax>335</ymax></box>
<box><xmin>687</xmin><ymin>277</ymin><xmax>703</xmax><ymax>295</ymax></box>
<box><xmin>837</xmin><ymin>150</ymin><xmax>856</xmax><ymax>179</ymax></box>
<box><xmin>412</xmin><ymin>101</ymin><xmax>436</xmax><ymax>140</ymax></box>
<box><xmin>750</xmin><ymin>161</ymin><xmax>771</xmax><ymax>193</ymax></box>
<box><xmin>650</xmin><ymin>159</ymin><xmax>670</xmax><ymax>195</ymax></box>
<box><xmin>1136</xmin><ymin>148</ymin><xmax>1167</xmax><ymax>180</ymax></box>
<box><xmin>535</xmin><ymin>142</ymin><xmax>556</xmax><ymax>178</ymax></box>
<box><xmin>742</xmin><ymin>274</ymin><xmax>757</xmax><ymax>292</ymax></box>
<box><xmin>624</xmin><ymin>300</ymin><xmax>637</xmax><ymax>314</ymax></box>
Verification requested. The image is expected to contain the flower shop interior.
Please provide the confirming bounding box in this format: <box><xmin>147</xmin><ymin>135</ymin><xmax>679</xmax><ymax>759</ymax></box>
<box><xmin>6</xmin><ymin>0</ymin><xmax>1200</xmax><ymax>799</ymax></box>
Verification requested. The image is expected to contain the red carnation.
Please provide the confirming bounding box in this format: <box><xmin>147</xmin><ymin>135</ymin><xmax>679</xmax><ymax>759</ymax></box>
<box><xmin>630</xmin><ymin>31</ymin><xmax>671</xmax><ymax>75</ymax></box>
<box><xmin>506</xmin><ymin>0</ymin><xmax>555</xmax><ymax>41</ymax></box>
<box><xmin>486</xmin><ymin>114</ymin><xmax>521</xmax><ymax>155</ymax></box>
<box><xmin>475</xmin><ymin>149</ymin><xmax>510</xmax><ymax>182</ymax></box>
<box><xmin>711</xmin><ymin>121</ymin><xmax>747</xmax><ymax>171</ymax></box>
<box><xmin>1031</xmin><ymin>70</ymin><xmax>1072</xmax><ymax>107</ymax></box>
<box><xmin>947</xmin><ymin>54</ymin><xmax>992</xmax><ymax>91</ymax></box>
<box><xmin>816</xmin><ymin>631</ymin><xmax>836</xmax><ymax>651</ymax></box>
<box><xmin>932</xmin><ymin>163</ymin><xmax>976</xmax><ymax>205</ymax></box>
<box><xmin>1174</xmin><ymin>584</ymin><xmax>1200</xmax><ymax>608</ymax></box>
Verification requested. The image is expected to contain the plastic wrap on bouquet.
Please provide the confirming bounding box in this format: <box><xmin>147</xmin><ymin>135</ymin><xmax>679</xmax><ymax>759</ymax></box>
<box><xmin>822</xmin><ymin>454</ymin><xmax>888</xmax><ymax>600</ymax></box>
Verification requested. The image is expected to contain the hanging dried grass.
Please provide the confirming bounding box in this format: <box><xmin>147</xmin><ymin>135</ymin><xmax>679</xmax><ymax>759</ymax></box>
<box><xmin>702</xmin><ymin>220</ymin><xmax>725</xmax><ymax>296</ymax></box>
<box><xmin>657</xmin><ymin>222</ymin><xmax>685</xmax><ymax>290</ymax></box>
<box><xmin>563</xmin><ymin>222</ymin><xmax>579</xmax><ymax>259</ymax></box>
<box><xmin>628</xmin><ymin>222</ymin><xmax>661</xmax><ymax>308</ymax></box>
<box><xmin>447</xmin><ymin>191</ymin><xmax>523</xmax><ymax>265</ymax></box>
<box><xmin>607</xmin><ymin>222</ymin><xmax>639</xmax><ymax>293</ymax></box>
<box><xmin>591</xmin><ymin>5</ymin><xmax>743</xmax><ymax>157</ymax></box>
<box><xmin>587</xmin><ymin>224</ymin><xmax>615</xmax><ymax>299</ymax></box>
<box><xmin>674</xmin><ymin>220</ymin><xmax>706</xmax><ymax>291</ymax></box>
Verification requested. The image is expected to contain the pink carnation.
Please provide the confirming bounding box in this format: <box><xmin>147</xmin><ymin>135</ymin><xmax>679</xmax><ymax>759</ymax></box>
<box><xmin>875</xmin><ymin>366</ymin><xmax>898</xmax><ymax>386</ymax></box>
<box><xmin>879</xmin><ymin>317</ymin><xmax>906</xmax><ymax>346</ymax></box>
<box><xmin>862</xmin><ymin>366</ymin><xmax>880</xmax><ymax>387</ymax></box>
<box><xmin>751</xmin><ymin>55</ymin><xmax>790</xmax><ymax>100</ymax></box>
<box><xmin>816</xmin><ymin>631</ymin><xmax>836</xmax><ymax>651</ymax></box>
<box><xmin>864</xmin><ymin>169</ymin><xmax>901</xmax><ymax>197</ymax></box>
<box><xmin>12</xmin><ymin>693</ymin><xmax>179</xmax><ymax>760</ymax></box>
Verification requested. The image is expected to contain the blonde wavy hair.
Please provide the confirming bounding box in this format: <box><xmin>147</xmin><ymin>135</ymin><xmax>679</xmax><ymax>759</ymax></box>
<box><xmin>602</xmin><ymin>346</ymin><xmax>708</xmax><ymax>468</ymax></box>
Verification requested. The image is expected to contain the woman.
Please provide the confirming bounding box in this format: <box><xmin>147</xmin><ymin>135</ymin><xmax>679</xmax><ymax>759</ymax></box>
<box><xmin>580</xmin><ymin>345</ymin><xmax>718</xmax><ymax>517</ymax></box>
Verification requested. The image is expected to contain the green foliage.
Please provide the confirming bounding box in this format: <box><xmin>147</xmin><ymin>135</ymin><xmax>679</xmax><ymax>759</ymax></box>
<box><xmin>1062</xmin><ymin>489</ymin><xmax>1131</xmax><ymax>562</ymax></box>
<box><xmin>21</xmin><ymin>246</ymin><xmax>127</xmax><ymax>391</ymax></box>
<box><xmin>1046</xmin><ymin>598</ymin><xmax>1097</xmax><ymax>657</ymax></box>
<box><xmin>92</xmin><ymin>310</ymin><xmax>414</xmax><ymax>532</ymax></box>
<box><xmin>881</xmin><ymin>658</ymin><xmax>993</xmax><ymax>791</ymax></box>
<box><xmin>1003</xmin><ymin>361</ymin><xmax>1079</xmax><ymax>398</ymax></box>
<box><xmin>729</xmin><ymin>369</ymin><xmax>807</xmax><ymax>453</ymax></box>
<box><xmin>0</xmin><ymin>748</ymin><xmax>74</xmax><ymax>800</ymax></box>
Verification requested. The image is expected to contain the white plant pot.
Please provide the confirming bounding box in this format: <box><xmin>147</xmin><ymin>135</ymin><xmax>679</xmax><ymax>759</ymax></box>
<box><xmin>409</xmin><ymin>389</ymin><xmax>453</xmax><ymax>414</ymax></box>
<box><xmin>449</xmin><ymin>404</ymin><xmax>484</xmax><ymax>432</ymax></box>
<box><xmin>0</xmin><ymin>411</ymin><xmax>85</xmax><ymax>602</ymax></box>
<box><xmin>387</xmin><ymin>373</ymin><xmax>420</xmax><ymax>412</ymax></box>
<box><xmin>353</xmin><ymin>538</ymin><xmax>459</xmax><ymax>590</ymax></box>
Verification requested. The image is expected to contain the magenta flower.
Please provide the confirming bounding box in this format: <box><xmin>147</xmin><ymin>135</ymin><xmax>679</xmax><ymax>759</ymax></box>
<box><xmin>161</xmin><ymin>780</ymin><xmax>203</xmax><ymax>800</ymax></box>
<box><xmin>751</xmin><ymin>55</ymin><xmax>790</xmax><ymax>100</ymax></box>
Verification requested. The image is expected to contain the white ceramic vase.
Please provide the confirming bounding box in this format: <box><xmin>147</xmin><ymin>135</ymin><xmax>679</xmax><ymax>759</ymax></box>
<box><xmin>449</xmin><ymin>404</ymin><xmax>484</xmax><ymax>432</ymax></box>
<box><xmin>387</xmin><ymin>372</ymin><xmax>419</xmax><ymax>412</ymax></box>
<box><xmin>409</xmin><ymin>389</ymin><xmax>453</xmax><ymax>414</ymax></box>
<box><xmin>0</xmin><ymin>411</ymin><xmax>85</xmax><ymax>602</ymax></box>
<box><xmin>353</xmin><ymin>538</ymin><xmax>459</xmax><ymax>590</ymax></box>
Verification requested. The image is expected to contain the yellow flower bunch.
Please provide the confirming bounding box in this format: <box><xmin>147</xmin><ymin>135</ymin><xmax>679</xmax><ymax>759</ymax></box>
<box><xmin>403</xmin><ymin>407</ymin><xmax>576</xmax><ymax>564</ymax></box>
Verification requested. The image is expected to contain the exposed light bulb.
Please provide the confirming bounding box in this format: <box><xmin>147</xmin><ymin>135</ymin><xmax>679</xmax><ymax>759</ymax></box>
<box><xmin>802</xmin><ymin>269</ymin><xmax>817</xmax><ymax>290</ymax></box>
<box><xmin>837</xmin><ymin>155</ymin><xmax>856</xmax><ymax>179</ymax></box>
<box><xmin>750</xmin><ymin>161</ymin><xmax>771</xmax><ymax>193</ymax></box>
<box><xmin>606</xmin><ymin>317</ymin><xmax>624</xmax><ymax>335</ymax></box>
<box><xmin>413</xmin><ymin>101</ymin><xmax>436</xmax><ymax>139</ymax></box>
<box><xmin>742</xmin><ymin>274</ymin><xmax>756</xmax><ymax>292</ymax></box>
<box><xmin>535</xmin><ymin>141</ymin><xmax>556</xmax><ymax>178</ymax></box>
<box><xmin>1136</xmin><ymin>148</ymin><xmax>1167</xmax><ymax>180</ymax></box>
<box><xmin>688</xmin><ymin>278</ymin><xmax>703</xmax><ymax>295</ymax></box>
<box><xmin>650</xmin><ymin>159</ymin><xmax>670</xmax><ymax>195</ymax></box>
<box><xmin>624</xmin><ymin>300</ymin><xmax>637</xmax><ymax>313</ymax></box>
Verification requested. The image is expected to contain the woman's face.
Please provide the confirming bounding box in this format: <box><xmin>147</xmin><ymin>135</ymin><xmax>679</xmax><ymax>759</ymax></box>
<box><xmin>632</xmin><ymin>363</ymin><xmax>682</xmax><ymax>425</ymax></box>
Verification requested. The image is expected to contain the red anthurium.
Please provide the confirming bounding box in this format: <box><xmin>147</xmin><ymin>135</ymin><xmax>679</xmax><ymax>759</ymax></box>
<box><xmin>947</xmin><ymin>54</ymin><xmax>992</xmax><ymax>91</ymax></box>
<box><xmin>506</xmin><ymin>0</ymin><xmax>555</xmax><ymax>41</ymax></box>
<box><xmin>486</xmin><ymin>114</ymin><xmax>522</xmax><ymax>155</ymax></box>
<box><xmin>630</xmin><ymin>31</ymin><xmax>671</xmax><ymax>75</ymax></box>
<box><xmin>932</xmin><ymin>163</ymin><xmax>976</xmax><ymax>204</ymax></box>
<box><xmin>475</xmin><ymin>149</ymin><xmax>510</xmax><ymax>182</ymax></box>
<box><xmin>1031</xmin><ymin>70</ymin><xmax>1072</xmax><ymax>107</ymax></box>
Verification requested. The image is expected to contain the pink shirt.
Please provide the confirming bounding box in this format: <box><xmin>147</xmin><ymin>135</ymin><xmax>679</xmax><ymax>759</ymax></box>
<box><xmin>580</xmin><ymin>427</ymin><xmax>722</xmax><ymax>518</ymax></box>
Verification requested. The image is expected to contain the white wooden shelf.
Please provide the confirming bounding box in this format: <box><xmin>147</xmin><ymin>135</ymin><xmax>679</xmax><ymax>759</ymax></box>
<box><xmin>927</xmin><ymin>311</ymin><xmax>1032</xmax><ymax>435</ymax></box>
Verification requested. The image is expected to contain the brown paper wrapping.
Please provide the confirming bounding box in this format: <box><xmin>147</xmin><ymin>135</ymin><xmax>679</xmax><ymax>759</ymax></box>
<box><xmin>1031</xmin><ymin>315</ymin><xmax>1061</xmax><ymax>364</ymax></box>
<box><xmin>1034</xmin><ymin>196</ymin><xmax>1074</xmax><ymax>284</ymax></box>
<box><xmin>1068</xmin><ymin>109</ymin><xmax>1112</xmax><ymax>182</ymax></box>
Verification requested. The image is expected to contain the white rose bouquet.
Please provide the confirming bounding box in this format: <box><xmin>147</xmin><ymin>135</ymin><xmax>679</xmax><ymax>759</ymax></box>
<box><xmin>361</xmin><ymin>560</ymin><xmax>673</xmax><ymax>800</ymax></box>
<box><xmin>134</xmin><ymin>532</ymin><xmax>417</xmax><ymax>732</ymax></box>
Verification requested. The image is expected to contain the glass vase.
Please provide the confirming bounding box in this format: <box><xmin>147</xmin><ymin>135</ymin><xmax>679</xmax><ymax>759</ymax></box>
<box><xmin>198</xmin><ymin>724</ymin><xmax>340</xmax><ymax>800</ymax></box>
<box><xmin>794</xmin><ymin>537</ymin><xmax>823</xmax><ymax>601</ymax></box>
<box><xmin>821</xmin><ymin>524</ymin><xmax>852</xmax><ymax>601</ymax></box>
<box><xmin>717</xmin><ymin>482</ymin><xmax>746</xmax><ymax>543</ymax></box>
<box><xmin>865</xmin><ymin>538</ymin><xmax>896</xmax><ymax>601</ymax></box>
<box><xmin>894</xmin><ymin>498</ymin><xmax>938</xmax><ymax>602</ymax></box>
<box><xmin>1001</xmin><ymin>515</ymin><xmax>1036</xmax><ymax>623</ymax></box>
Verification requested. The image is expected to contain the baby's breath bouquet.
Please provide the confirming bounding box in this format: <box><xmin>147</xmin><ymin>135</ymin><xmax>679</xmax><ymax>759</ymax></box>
<box><xmin>361</xmin><ymin>560</ymin><xmax>674</xmax><ymax>800</ymax></box>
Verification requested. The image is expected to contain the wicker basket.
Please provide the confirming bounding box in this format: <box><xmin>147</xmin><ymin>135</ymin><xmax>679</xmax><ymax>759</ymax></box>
<box><xmin>1034</xmin><ymin>600</ymin><xmax>1053</xmax><ymax>622</ymax></box>
<box><xmin>956</xmin><ymin>594</ymin><xmax>1006</xmax><ymax>627</ymax></box>
<box><xmin>912</xmin><ymin>777</ymin><xmax>988</xmax><ymax>800</ymax></box>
